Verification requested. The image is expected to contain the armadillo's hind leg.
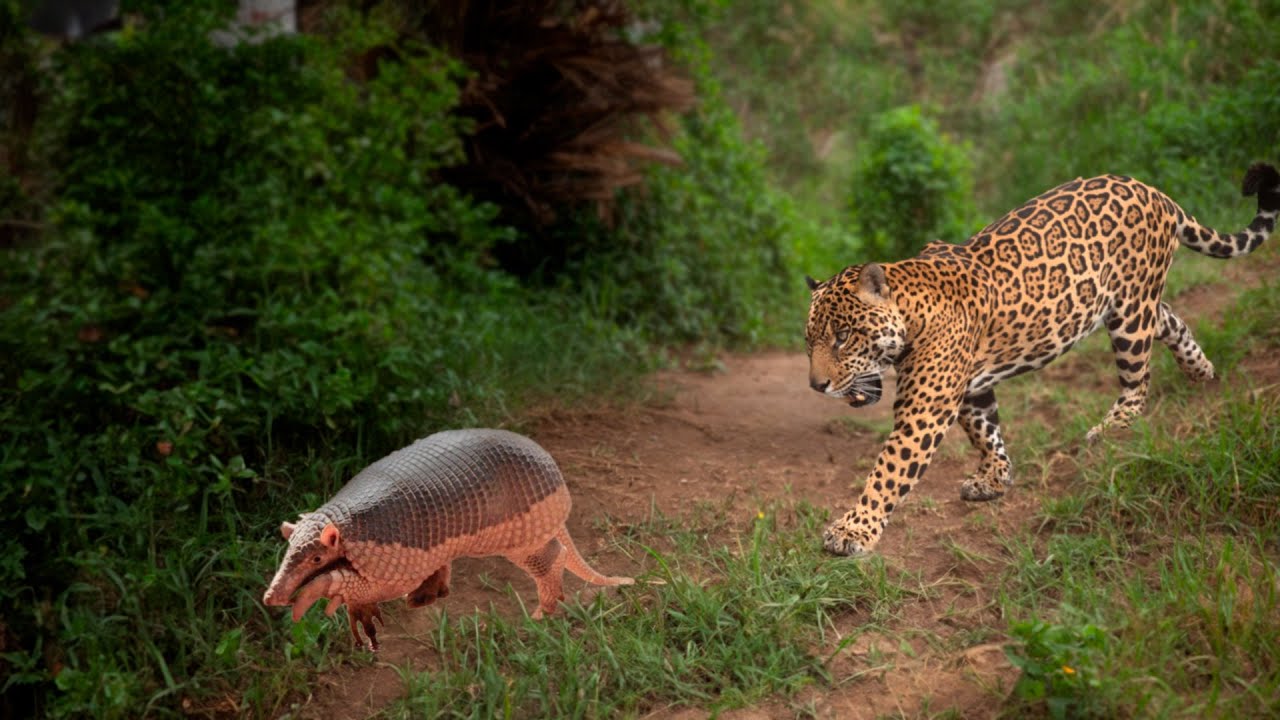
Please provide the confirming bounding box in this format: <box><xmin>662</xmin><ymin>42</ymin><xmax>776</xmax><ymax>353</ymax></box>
<box><xmin>406</xmin><ymin>564</ymin><xmax>451</xmax><ymax>608</ymax></box>
<box><xmin>510</xmin><ymin>537</ymin><xmax>567</xmax><ymax>620</ymax></box>
<box><xmin>557</xmin><ymin>526</ymin><xmax>634</xmax><ymax>587</ymax></box>
<box><xmin>347</xmin><ymin>603</ymin><xmax>384</xmax><ymax>652</ymax></box>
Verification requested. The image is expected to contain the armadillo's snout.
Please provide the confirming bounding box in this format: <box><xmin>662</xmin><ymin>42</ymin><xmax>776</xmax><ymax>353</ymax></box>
<box><xmin>262</xmin><ymin>555</ymin><xmax>315</xmax><ymax>607</ymax></box>
<box><xmin>263</xmin><ymin>573</ymin><xmax>299</xmax><ymax>607</ymax></box>
<box><xmin>262</xmin><ymin>585</ymin><xmax>289</xmax><ymax>606</ymax></box>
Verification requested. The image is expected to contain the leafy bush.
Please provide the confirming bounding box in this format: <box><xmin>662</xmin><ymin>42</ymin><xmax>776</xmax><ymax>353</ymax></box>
<box><xmin>569</xmin><ymin>99</ymin><xmax>791</xmax><ymax>344</ymax></box>
<box><xmin>564</xmin><ymin>35</ymin><xmax>853</xmax><ymax>346</ymax></box>
<box><xmin>1006</xmin><ymin>618</ymin><xmax>1110</xmax><ymax>719</ymax></box>
<box><xmin>0</xmin><ymin>0</ymin><xmax>46</xmax><ymax>243</ymax></box>
<box><xmin>847</xmin><ymin>105</ymin><xmax>977</xmax><ymax>260</ymax></box>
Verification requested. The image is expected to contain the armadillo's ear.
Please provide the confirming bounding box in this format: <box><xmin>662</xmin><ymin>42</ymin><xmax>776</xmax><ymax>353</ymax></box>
<box><xmin>320</xmin><ymin>522</ymin><xmax>341</xmax><ymax>549</ymax></box>
<box><xmin>280</xmin><ymin>522</ymin><xmax>296</xmax><ymax>540</ymax></box>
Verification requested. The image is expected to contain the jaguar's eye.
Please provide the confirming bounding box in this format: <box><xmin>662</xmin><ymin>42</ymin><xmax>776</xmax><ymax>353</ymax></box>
<box><xmin>834</xmin><ymin>328</ymin><xmax>851</xmax><ymax>345</ymax></box>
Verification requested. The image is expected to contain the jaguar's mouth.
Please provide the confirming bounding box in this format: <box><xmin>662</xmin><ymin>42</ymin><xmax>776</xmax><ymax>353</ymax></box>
<box><xmin>843</xmin><ymin>374</ymin><xmax>883</xmax><ymax>407</ymax></box>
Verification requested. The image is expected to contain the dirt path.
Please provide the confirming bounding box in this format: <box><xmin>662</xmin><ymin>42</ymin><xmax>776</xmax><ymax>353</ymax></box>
<box><xmin>299</xmin><ymin>253</ymin><xmax>1273</xmax><ymax>719</ymax></box>
<box><xmin>300</xmin><ymin>350</ymin><xmax>1050</xmax><ymax>718</ymax></box>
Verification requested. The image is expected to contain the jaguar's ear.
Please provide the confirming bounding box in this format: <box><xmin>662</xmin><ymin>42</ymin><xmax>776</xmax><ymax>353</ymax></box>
<box><xmin>805</xmin><ymin>275</ymin><xmax>820</xmax><ymax>291</ymax></box>
<box><xmin>856</xmin><ymin>263</ymin><xmax>891</xmax><ymax>303</ymax></box>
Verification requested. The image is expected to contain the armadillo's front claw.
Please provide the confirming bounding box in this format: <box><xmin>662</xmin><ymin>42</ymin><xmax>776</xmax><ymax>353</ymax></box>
<box><xmin>291</xmin><ymin>572</ymin><xmax>337</xmax><ymax>622</ymax></box>
<box><xmin>531</xmin><ymin>591</ymin><xmax>566</xmax><ymax>621</ymax></box>
<box><xmin>348</xmin><ymin>603</ymin><xmax>384</xmax><ymax>652</ymax></box>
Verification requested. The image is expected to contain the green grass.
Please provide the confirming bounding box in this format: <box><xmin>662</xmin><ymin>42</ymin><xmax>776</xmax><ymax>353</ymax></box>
<box><xmin>1001</xmin><ymin>483</ymin><xmax>1280</xmax><ymax>717</ymax></box>
<box><xmin>996</xmin><ymin>280</ymin><xmax>1280</xmax><ymax>718</ymax></box>
<box><xmin>384</xmin><ymin>503</ymin><xmax>917</xmax><ymax>718</ymax></box>
<box><xmin>824</xmin><ymin>414</ymin><xmax>895</xmax><ymax>442</ymax></box>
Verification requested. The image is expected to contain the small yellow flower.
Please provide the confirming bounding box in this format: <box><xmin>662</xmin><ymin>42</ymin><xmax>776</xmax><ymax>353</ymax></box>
<box><xmin>756</xmin><ymin>510</ymin><xmax>765</xmax><ymax>520</ymax></box>
<box><xmin>1062</xmin><ymin>666</ymin><xmax>1076</xmax><ymax>675</ymax></box>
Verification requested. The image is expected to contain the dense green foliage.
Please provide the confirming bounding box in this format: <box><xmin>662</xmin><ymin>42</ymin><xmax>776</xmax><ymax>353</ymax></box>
<box><xmin>980</xmin><ymin>4</ymin><xmax>1280</xmax><ymax>215</ymax></box>
<box><xmin>847</xmin><ymin>105</ymin><xmax>978</xmax><ymax>259</ymax></box>
<box><xmin>676</xmin><ymin>0</ymin><xmax>1280</xmax><ymax>226</ymax></box>
<box><xmin>3</xmin><ymin>8</ymin><xmax>519</xmax><ymax>716</ymax></box>
<box><xmin>564</xmin><ymin>45</ymin><xmax>837</xmax><ymax>343</ymax></box>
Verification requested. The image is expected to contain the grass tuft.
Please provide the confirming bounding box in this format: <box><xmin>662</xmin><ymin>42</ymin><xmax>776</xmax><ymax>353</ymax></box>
<box><xmin>388</xmin><ymin>503</ymin><xmax>916</xmax><ymax>718</ymax></box>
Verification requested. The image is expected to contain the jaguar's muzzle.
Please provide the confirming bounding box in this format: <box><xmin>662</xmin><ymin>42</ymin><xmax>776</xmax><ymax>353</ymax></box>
<box><xmin>844</xmin><ymin>374</ymin><xmax>883</xmax><ymax>407</ymax></box>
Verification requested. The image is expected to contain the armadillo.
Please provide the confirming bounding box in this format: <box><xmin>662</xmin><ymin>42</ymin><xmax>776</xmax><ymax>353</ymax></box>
<box><xmin>262</xmin><ymin>428</ymin><xmax>633</xmax><ymax>650</ymax></box>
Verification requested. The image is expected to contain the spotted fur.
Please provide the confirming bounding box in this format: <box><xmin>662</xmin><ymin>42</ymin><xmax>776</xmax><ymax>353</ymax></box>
<box><xmin>807</xmin><ymin>163</ymin><xmax>1280</xmax><ymax>556</ymax></box>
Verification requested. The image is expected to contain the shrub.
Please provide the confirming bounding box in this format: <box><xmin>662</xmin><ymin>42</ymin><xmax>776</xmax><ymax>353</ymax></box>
<box><xmin>561</xmin><ymin>35</ymin><xmax>844</xmax><ymax>347</ymax></box>
<box><xmin>847</xmin><ymin>105</ymin><xmax>978</xmax><ymax>260</ymax></box>
<box><xmin>0</xmin><ymin>0</ymin><xmax>46</xmax><ymax>246</ymax></box>
<box><xmin>1005</xmin><ymin>618</ymin><xmax>1110</xmax><ymax>719</ymax></box>
<box><xmin>569</xmin><ymin>99</ymin><xmax>792</xmax><ymax>345</ymax></box>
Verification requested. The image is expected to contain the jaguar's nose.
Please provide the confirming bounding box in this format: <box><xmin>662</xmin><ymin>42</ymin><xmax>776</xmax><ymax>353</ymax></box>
<box><xmin>809</xmin><ymin>377</ymin><xmax>830</xmax><ymax>393</ymax></box>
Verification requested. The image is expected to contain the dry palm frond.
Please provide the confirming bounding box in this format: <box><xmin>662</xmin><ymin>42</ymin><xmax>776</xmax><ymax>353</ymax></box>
<box><xmin>302</xmin><ymin>0</ymin><xmax>696</xmax><ymax>273</ymax></box>
<box><xmin>420</xmin><ymin>0</ymin><xmax>695</xmax><ymax>230</ymax></box>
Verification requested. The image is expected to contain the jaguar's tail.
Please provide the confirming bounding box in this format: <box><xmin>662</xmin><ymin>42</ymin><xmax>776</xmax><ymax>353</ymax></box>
<box><xmin>1177</xmin><ymin>162</ymin><xmax>1279</xmax><ymax>258</ymax></box>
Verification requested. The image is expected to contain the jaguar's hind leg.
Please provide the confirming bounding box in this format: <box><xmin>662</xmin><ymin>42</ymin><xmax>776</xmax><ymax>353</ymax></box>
<box><xmin>957</xmin><ymin>388</ymin><xmax>1011</xmax><ymax>501</ymax></box>
<box><xmin>1156</xmin><ymin>302</ymin><xmax>1215</xmax><ymax>382</ymax></box>
<box><xmin>1087</xmin><ymin>306</ymin><xmax>1158</xmax><ymax>442</ymax></box>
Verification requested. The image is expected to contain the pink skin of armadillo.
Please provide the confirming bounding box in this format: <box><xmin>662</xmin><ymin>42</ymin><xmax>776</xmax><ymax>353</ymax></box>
<box><xmin>262</xmin><ymin>429</ymin><xmax>633</xmax><ymax>651</ymax></box>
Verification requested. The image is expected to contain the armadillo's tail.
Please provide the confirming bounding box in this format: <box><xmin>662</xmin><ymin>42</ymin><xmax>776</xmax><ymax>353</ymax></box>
<box><xmin>1177</xmin><ymin>162</ymin><xmax>1280</xmax><ymax>258</ymax></box>
<box><xmin>557</xmin><ymin>526</ymin><xmax>634</xmax><ymax>587</ymax></box>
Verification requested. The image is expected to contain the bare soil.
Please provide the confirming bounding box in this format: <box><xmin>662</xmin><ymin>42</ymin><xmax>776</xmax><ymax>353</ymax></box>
<box><xmin>295</xmin><ymin>346</ymin><xmax>1089</xmax><ymax>719</ymax></box>
<box><xmin>296</xmin><ymin>256</ymin><xmax>1274</xmax><ymax>719</ymax></box>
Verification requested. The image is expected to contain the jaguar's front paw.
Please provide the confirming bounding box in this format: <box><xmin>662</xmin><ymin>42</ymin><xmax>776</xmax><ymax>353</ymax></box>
<box><xmin>1191</xmin><ymin>360</ymin><xmax>1215</xmax><ymax>383</ymax></box>
<box><xmin>960</xmin><ymin>475</ymin><xmax>1007</xmax><ymax>502</ymax></box>
<box><xmin>822</xmin><ymin>515</ymin><xmax>876</xmax><ymax>556</ymax></box>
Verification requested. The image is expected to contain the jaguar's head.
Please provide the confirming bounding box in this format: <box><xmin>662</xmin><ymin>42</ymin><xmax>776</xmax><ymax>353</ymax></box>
<box><xmin>805</xmin><ymin>263</ymin><xmax>907</xmax><ymax>407</ymax></box>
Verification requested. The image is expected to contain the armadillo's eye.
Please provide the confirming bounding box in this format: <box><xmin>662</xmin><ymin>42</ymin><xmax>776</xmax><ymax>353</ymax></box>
<box><xmin>834</xmin><ymin>327</ymin><xmax>851</xmax><ymax>346</ymax></box>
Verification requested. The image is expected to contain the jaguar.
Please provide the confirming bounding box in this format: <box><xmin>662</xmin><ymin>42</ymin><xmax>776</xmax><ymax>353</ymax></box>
<box><xmin>806</xmin><ymin>162</ymin><xmax>1279</xmax><ymax>555</ymax></box>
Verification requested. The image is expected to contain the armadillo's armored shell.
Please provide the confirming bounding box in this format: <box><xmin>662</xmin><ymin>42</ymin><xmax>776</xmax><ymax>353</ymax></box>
<box><xmin>266</xmin><ymin>428</ymin><xmax>632</xmax><ymax>650</ymax></box>
<box><xmin>320</xmin><ymin>429</ymin><xmax>566</xmax><ymax>554</ymax></box>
